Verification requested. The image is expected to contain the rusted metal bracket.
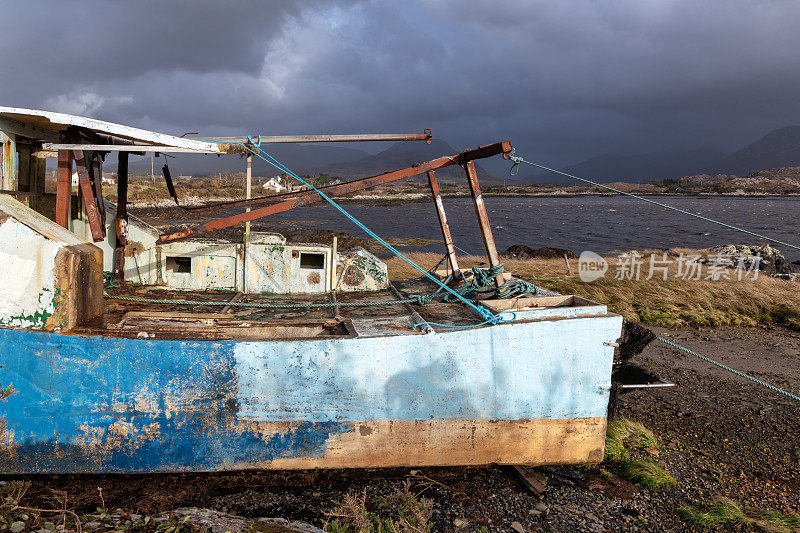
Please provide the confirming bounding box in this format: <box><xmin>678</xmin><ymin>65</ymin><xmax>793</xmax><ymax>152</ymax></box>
<box><xmin>158</xmin><ymin>141</ymin><xmax>512</xmax><ymax>244</ymax></box>
<box><xmin>72</xmin><ymin>150</ymin><xmax>106</xmax><ymax>242</ymax></box>
<box><xmin>464</xmin><ymin>160</ymin><xmax>504</xmax><ymax>286</ymax></box>
<box><xmin>426</xmin><ymin>170</ymin><xmax>461</xmax><ymax>279</ymax></box>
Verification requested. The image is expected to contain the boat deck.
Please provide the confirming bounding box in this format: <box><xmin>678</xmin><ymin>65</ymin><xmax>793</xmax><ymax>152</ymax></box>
<box><xmin>82</xmin><ymin>278</ymin><xmax>486</xmax><ymax>341</ymax></box>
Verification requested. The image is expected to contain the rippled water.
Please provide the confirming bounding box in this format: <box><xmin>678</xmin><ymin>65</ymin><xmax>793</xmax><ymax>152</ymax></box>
<box><xmin>260</xmin><ymin>196</ymin><xmax>800</xmax><ymax>260</ymax></box>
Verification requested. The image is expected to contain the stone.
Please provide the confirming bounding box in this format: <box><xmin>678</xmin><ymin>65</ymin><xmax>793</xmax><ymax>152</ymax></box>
<box><xmin>511</xmin><ymin>521</ymin><xmax>525</xmax><ymax>533</ymax></box>
<box><xmin>453</xmin><ymin>518</ymin><xmax>469</xmax><ymax>528</ymax></box>
<box><xmin>503</xmin><ymin>244</ymin><xmax>576</xmax><ymax>260</ymax></box>
<box><xmin>166</xmin><ymin>508</ymin><xmax>323</xmax><ymax>533</ymax></box>
<box><xmin>535</xmin><ymin>502</ymin><xmax>548</xmax><ymax>513</ymax></box>
<box><xmin>10</xmin><ymin>522</ymin><xmax>24</xmax><ymax>533</ymax></box>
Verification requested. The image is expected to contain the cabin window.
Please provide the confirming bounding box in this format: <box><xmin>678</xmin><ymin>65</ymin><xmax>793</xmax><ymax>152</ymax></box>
<box><xmin>166</xmin><ymin>256</ymin><xmax>192</xmax><ymax>273</ymax></box>
<box><xmin>299</xmin><ymin>252</ymin><xmax>325</xmax><ymax>269</ymax></box>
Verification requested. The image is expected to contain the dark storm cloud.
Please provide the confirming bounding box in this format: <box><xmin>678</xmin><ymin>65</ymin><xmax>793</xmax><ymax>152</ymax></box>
<box><xmin>3</xmin><ymin>0</ymin><xmax>800</xmax><ymax>166</ymax></box>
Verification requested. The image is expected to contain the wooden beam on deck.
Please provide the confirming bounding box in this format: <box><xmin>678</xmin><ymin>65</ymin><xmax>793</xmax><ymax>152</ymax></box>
<box><xmin>55</xmin><ymin>150</ymin><xmax>72</xmax><ymax>228</ymax></box>
<box><xmin>463</xmin><ymin>161</ymin><xmax>504</xmax><ymax>287</ymax></box>
<box><xmin>72</xmin><ymin>150</ymin><xmax>106</xmax><ymax>242</ymax></box>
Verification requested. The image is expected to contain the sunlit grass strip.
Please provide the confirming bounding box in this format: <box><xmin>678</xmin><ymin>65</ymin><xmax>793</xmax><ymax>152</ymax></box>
<box><xmin>386</xmin><ymin>250</ymin><xmax>800</xmax><ymax>331</ymax></box>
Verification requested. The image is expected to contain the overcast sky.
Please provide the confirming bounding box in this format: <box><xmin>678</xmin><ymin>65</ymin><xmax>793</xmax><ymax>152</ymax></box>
<box><xmin>3</xmin><ymin>0</ymin><xmax>800</xmax><ymax>168</ymax></box>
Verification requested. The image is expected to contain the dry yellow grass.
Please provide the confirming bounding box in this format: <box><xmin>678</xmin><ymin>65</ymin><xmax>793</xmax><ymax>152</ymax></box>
<box><xmin>385</xmin><ymin>250</ymin><xmax>800</xmax><ymax>330</ymax></box>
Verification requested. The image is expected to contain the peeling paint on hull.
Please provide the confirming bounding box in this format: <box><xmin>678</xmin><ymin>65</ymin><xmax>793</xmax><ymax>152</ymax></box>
<box><xmin>0</xmin><ymin>313</ymin><xmax>622</xmax><ymax>473</ymax></box>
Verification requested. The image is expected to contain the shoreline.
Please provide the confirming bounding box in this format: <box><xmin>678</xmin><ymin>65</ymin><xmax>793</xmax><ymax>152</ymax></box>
<box><xmin>125</xmin><ymin>191</ymin><xmax>800</xmax><ymax>209</ymax></box>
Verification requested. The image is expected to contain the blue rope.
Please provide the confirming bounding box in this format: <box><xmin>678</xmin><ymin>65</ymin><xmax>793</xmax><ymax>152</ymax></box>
<box><xmin>655</xmin><ymin>335</ymin><xmax>800</xmax><ymax>403</ymax></box>
<box><xmin>229</xmin><ymin>137</ymin><xmax>508</xmax><ymax>325</ymax></box>
<box><xmin>416</xmin><ymin>311</ymin><xmax>518</xmax><ymax>330</ymax></box>
<box><xmin>506</xmin><ymin>150</ymin><xmax>800</xmax><ymax>252</ymax></box>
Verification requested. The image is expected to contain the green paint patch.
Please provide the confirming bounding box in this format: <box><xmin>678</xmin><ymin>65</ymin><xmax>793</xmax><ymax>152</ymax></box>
<box><xmin>2</xmin><ymin>287</ymin><xmax>60</xmax><ymax>329</ymax></box>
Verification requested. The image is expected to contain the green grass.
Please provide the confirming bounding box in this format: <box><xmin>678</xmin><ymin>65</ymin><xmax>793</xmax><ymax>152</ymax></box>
<box><xmin>620</xmin><ymin>460</ymin><xmax>676</xmax><ymax>491</ymax></box>
<box><xmin>603</xmin><ymin>418</ymin><xmax>676</xmax><ymax>492</ymax></box>
<box><xmin>755</xmin><ymin>510</ymin><xmax>800</xmax><ymax>530</ymax></box>
<box><xmin>678</xmin><ymin>498</ymin><xmax>800</xmax><ymax>531</ymax></box>
<box><xmin>325</xmin><ymin>481</ymin><xmax>432</xmax><ymax>533</ymax></box>
<box><xmin>678</xmin><ymin>498</ymin><xmax>751</xmax><ymax>528</ymax></box>
<box><xmin>386</xmin><ymin>251</ymin><xmax>800</xmax><ymax>331</ymax></box>
<box><xmin>605</xmin><ymin>418</ymin><xmax>659</xmax><ymax>459</ymax></box>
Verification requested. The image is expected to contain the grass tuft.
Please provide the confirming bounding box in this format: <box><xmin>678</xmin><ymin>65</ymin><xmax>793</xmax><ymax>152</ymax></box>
<box><xmin>620</xmin><ymin>460</ymin><xmax>676</xmax><ymax>491</ymax></box>
<box><xmin>680</xmin><ymin>498</ymin><xmax>800</xmax><ymax>532</ymax></box>
<box><xmin>605</xmin><ymin>418</ymin><xmax>660</xmax><ymax>463</ymax></box>
<box><xmin>755</xmin><ymin>510</ymin><xmax>800</xmax><ymax>530</ymax></box>
<box><xmin>677</xmin><ymin>498</ymin><xmax>751</xmax><ymax>527</ymax></box>
<box><xmin>325</xmin><ymin>480</ymin><xmax>432</xmax><ymax>533</ymax></box>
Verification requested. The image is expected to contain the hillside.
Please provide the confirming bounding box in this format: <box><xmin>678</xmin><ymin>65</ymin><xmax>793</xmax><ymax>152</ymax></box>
<box><xmin>713</xmin><ymin>126</ymin><xmax>800</xmax><ymax>175</ymax></box>
<box><xmin>527</xmin><ymin>148</ymin><xmax>724</xmax><ymax>184</ymax></box>
<box><xmin>522</xmin><ymin>125</ymin><xmax>800</xmax><ymax>185</ymax></box>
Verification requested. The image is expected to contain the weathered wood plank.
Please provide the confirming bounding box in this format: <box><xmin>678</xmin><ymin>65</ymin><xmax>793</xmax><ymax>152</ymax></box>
<box><xmin>72</xmin><ymin>150</ymin><xmax>105</xmax><ymax>241</ymax></box>
<box><xmin>55</xmin><ymin>150</ymin><xmax>72</xmax><ymax>228</ymax></box>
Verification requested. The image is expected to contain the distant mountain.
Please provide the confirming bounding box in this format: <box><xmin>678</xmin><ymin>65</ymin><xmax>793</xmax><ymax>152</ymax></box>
<box><xmin>524</xmin><ymin>148</ymin><xmax>724</xmax><ymax>184</ymax></box>
<box><xmin>302</xmin><ymin>139</ymin><xmax>504</xmax><ymax>183</ymax></box>
<box><xmin>713</xmin><ymin>126</ymin><xmax>800</xmax><ymax>175</ymax></box>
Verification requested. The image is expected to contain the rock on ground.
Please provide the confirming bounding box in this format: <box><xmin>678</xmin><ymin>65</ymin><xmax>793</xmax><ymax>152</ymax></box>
<box><xmin>709</xmin><ymin>244</ymin><xmax>800</xmax><ymax>277</ymax></box>
<box><xmin>167</xmin><ymin>508</ymin><xmax>323</xmax><ymax>533</ymax></box>
<box><xmin>503</xmin><ymin>245</ymin><xmax>576</xmax><ymax>259</ymax></box>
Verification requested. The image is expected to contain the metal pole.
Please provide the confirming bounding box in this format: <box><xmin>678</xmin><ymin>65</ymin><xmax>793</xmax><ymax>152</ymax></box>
<box><xmin>245</xmin><ymin>155</ymin><xmax>252</xmax><ymax>243</ymax></box>
<box><xmin>463</xmin><ymin>161</ymin><xmax>504</xmax><ymax>286</ymax></box>
<box><xmin>426</xmin><ymin>170</ymin><xmax>461</xmax><ymax>278</ymax></box>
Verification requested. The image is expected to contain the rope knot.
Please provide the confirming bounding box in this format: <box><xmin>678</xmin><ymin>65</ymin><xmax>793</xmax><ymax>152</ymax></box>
<box><xmin>505</xmin><ymin>148</ymin><xmax>524</xmax><ymax>176</ymax></box>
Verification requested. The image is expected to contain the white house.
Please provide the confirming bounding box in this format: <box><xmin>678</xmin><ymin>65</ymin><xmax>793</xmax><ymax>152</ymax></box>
<box><xmin>262</xmin><ymin>176</ymin><xmax>288</xmax><ymax>193</ymax></box>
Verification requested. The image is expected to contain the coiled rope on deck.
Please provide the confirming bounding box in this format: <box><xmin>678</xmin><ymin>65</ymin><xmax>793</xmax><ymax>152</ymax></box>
<box><xmin>654</xmin><ymin>335</ymin><xmax>800</xmax><ymax>403</ymax></box>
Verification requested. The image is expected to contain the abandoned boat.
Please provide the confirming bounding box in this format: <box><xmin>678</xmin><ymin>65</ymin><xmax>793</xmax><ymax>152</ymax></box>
<box><xmin>0</xmin><ymin>107</ymin><xmax>622</xmax><ymax>473</ymax></box>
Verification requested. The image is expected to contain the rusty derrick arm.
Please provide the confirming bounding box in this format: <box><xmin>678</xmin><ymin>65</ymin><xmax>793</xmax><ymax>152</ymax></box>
<box><xmin>157</xmin><ymin>141</ymin><xmax>512</xmax><ymax>244</ymax></box>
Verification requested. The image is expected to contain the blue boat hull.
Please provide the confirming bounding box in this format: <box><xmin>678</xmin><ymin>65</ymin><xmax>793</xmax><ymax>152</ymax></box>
<box><xmin>0</xmin><ymin>314</ymin><xmax>621</xmax><ymax>473</ymax></box>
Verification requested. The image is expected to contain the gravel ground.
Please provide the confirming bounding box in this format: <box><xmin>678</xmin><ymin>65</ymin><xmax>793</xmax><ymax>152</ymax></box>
<box><xmin>6</xmin><ymin>325</ymin><xmax>799</xmax><ymax>532</ymax></box>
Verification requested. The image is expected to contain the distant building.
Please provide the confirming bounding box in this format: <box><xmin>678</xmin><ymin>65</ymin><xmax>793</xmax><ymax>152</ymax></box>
<box><xmin>71</xmin><ymin>171</ymin><xmax>116</xmax><ymax>186</ymax></box>
<box><xmin>262</xmin><ymin>176</ymin><xmax>288</xmax><ymax>193</ymax></box>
